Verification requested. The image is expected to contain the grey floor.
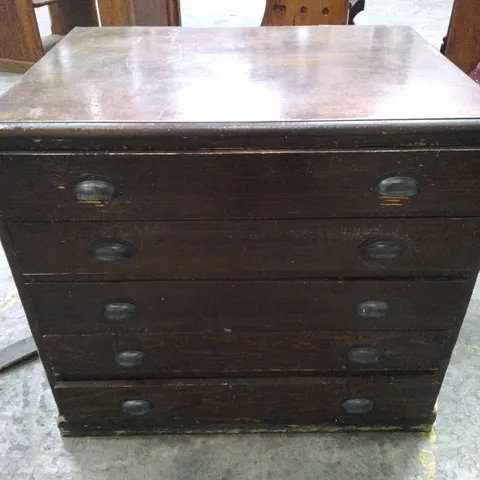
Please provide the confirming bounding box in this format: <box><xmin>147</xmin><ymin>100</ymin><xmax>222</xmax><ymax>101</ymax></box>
<box><xmin>1</xmin><ymin>1</ymin><xmax>480</xmax><ymax>479</ymax></box>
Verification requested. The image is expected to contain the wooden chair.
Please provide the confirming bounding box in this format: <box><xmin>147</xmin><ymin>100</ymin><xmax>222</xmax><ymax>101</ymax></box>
<box><xmin>262</xmin><ymin>0</ymin><xmax>350</xmax><ymax>26</ymax></box>
<box><xmin>97</xmin><ymin>0</ymin><xmax>363</xmax><ymax>28</ymax></box>
<box><xmin>1</xmin><ymin>0</ymin><xmax>364</xmax><ymax>73</ymax></box>
<box><xmin>0</xmin><ymin>0</ymin><xmax>98</xmax><ymax>73</ymax></box>
<box><xmin>97</xmin><ymin>0</ymin><xmax>181</xmax><ymax>26</ymax></box>
<box><xmin>442</xmin><ymin>0</ymin><xmax>480</xmax><ymax>74</ymax></box>
<box><xmin>261</xmin><ymin>0</ymin><xmax>364</xmax><ymax>26</ymax></box>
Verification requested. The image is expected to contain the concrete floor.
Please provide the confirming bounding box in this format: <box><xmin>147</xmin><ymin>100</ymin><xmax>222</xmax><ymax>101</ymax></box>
<box><xmin>1</xmin><ymin>1</ymin><xmax>480</xmax><ymax>479</ymax></box>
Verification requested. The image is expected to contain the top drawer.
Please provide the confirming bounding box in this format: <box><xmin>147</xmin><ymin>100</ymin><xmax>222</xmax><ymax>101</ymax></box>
<box><xmin>2</xmin><ymin>149</ymin><xmax>480</xmax><ymax>221</ymax></box>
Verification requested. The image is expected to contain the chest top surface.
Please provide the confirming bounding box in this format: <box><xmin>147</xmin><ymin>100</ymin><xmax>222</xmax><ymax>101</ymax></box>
<box><xmin>1</xmin><ymin>26</ymin><xmax>480</xmax><ymax>127</ymax></box>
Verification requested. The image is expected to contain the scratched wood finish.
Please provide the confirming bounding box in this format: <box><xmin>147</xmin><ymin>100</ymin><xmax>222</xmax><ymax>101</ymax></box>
<box><xmin>43</xmin><ymin>331</ymin><xmax>452</xmax><ymax>380</ymax></box>
<box><xmin>261</xmin><ymin>0</ymin><xmax>349</xmax><ymax>26</ymax></box>
<box><xmin>3</xmin><ymin>149</ymin><xmax>480</xmax><ymax>221</ymax></box>
<box><xmin>0</xmin><ymin>223</ymin><xmax>58</xmax><ymax>387</ymax></box>
<box><xmin>5</xmin><ymin>122</ymin><xmax>480</xmax><ymax>152</ymax></box>
<box><xmin>26</xmin><ymin>279</ymin><xmax>472</xmax><ymax>335</ymax></box>
<box><xmin>1</xmin><ymin>26</ymin><xmax>480</xmax><ymax>435</ymax></box>
<box><xmin>55</xmin><ymin>376</ymin><xmax>440</xmax><ymax>432</ymax></box>
<box><xmin>2</xmin><ymin>27</ymin><xmax>480</xmax><ymax>125</ymax></box>
<box><xmin>9</xmin><ymin>218</ymin><xmax>480</xmax><ymax>281</ymax></box>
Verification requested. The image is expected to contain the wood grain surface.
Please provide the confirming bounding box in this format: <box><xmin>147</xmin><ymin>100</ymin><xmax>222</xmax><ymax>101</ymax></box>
<box><xmin>48</xmin><ymin>0</ymin><xmax>99</xmax><ymax>36</ymax></box>
<box><xmin>0</xmin><ymin>24</ymin><xmax>477</xmax><ymax>437</ymax></box>
<box><xmin>9</xmin><ymin>218</ymin><xmax>480</xmax><ymax>281</ymax></box>
<box><xmin>3</xmin><ymin>149</ymin><xmax>480</xmax><ymax>221</ymax></box>
<box><xmin>96</xmin><ymin>0</ymin><xmax>135</xmax><ymax>26</ymax></box>
<box><xmin>261</xmin><ymin>0</ymin><xmax>349</xmax><ymax>26</ymax></box>
<box><xmin>0</xmin><ymin>0</ymin><xmax>43</xmax><ymax>71</ymax></box>
<box><xmin>26</xmin><ymin>279</ymin><xmax>472</xmax><ymax>334</ymax></box>
<box><xmin>4</xmin><ymin>121</ymin><xmax>480</xmax><ymax>152</ymax></box>
<box><xmin>43</xmin><ymin>330</ymin><xmax>452</xmax><ymax>379</ymax></box>
<box><xmin>2</xmin><ymin>27</ymin><xmax>480</xmax><ymax>124</ymax></box>
<box><xmin>55</xmin><ymin>376</ymin><xmax>440</xmax><ymax>432</ymax></box>
<box><xmin>444</xmin><ymin>0</ymin><xmax>480</xmax><ymax>73</ymax></box>
<box><xmin>97</xmin><ymin>0</ymin><xmax>180</xmax><ymax>26</ymax></box>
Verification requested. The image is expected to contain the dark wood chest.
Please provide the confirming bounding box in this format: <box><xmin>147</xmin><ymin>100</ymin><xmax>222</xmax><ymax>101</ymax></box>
<box><xmin>1</xmin><ymin>26</ymin><xmax>480</xmax><ymax>435</ymax></box>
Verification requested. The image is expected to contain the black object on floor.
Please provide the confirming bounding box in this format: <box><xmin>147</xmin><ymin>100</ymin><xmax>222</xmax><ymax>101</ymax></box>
<box><xmin>0</xmin><ymin>337</ymin><xmax>38</xmax><ymax>373</ymax></box>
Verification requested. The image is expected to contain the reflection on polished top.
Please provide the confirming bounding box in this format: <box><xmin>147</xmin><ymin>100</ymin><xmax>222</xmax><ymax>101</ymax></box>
<box><xmin>1</xmin><ymin>26</ymin><xmax>480</xmax><ymax>124</ymax></box>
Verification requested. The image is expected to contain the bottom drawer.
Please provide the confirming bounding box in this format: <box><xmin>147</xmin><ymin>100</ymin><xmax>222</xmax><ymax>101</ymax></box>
<box><xmin>55</xmin><ymin>376</ymin><xmax>439</xmax><ymax>436</ymax></box>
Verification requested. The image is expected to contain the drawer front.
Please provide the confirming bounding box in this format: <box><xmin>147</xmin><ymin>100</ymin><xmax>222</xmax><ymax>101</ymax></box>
<box><xmin>10</xmin><ymin>218</ymin><xmax>480</xmax><ymax>281</ymax></box>
<box><xmin>43</xmin><ymin>331</ymin><xmax>452</xmax><ymax>379</ymax></box>
<box><xmin>55</xmin><ymin>376</ymin><xmax>440</xmax><ymax>430</ymax></box>
<box><xmin>27</xmin><ymin>279</ymin><xmax>472</xmax><ymax>334</ymax></box>
<box><xmin>2</xmin><ymin>150</ymin><xmax>480</xmax><ymax>221</ymax></box>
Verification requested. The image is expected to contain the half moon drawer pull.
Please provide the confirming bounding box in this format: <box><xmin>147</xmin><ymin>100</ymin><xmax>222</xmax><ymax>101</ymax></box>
<box><xmin>356</xmin><ymin>300</ymin><xmax>389</xmax><ymax>318</ymax></box>
<box><xmin>73</xmin><ymin>179</ymin><xmax>116</xmax><ymax>202</ymax></box>
<box><xmin>342</xmin><ymin>397</ymin><xmax>373</xmax><ymax>415</ymax></box>
<box><xmin>375</xmin><ymin>176</ymin><xmax>419</xmax><ymax>197</ymax></box>
<box><xmin>115</xmin><ymin>350</ymin><xmax>145</xmax><ymax>368</ymax></box>
<box><xmin>103</xmin><ymin>302</ymin><xmax>137</xmax><ymax>321</ymax></box>
<box><xmin>121</xmin><ymin>400</ymin><xmax>152</xmax><ymax>416</ymax></box>
<box><xmin>89</xmin><ymin>240</ymin><xmax>134</xmax><ymax>262</ymax></box>
<box><xmin>347</xmin><ymin>347</ymin><xmax>379</xmax><ymax>365</ymax></box>
<box><xmin>361</xmin><ymin>238</ymin><xmax>405</xmax><ymax>261</ymax></box>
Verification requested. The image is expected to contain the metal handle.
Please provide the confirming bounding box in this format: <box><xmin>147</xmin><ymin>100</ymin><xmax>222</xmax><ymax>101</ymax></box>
<box><xmin>103</xmin><ymin>302</ymin><xmax>137</xmax><ymax>321</ymax></box>
<box><xmin>356</xmin><ymin>300</ymin><xmax>388</xmax><ymax>318</ymax></box>
<box><xmin>89</xmin><ymin>240</ymin><xmax>134</xmax><ymax>263</ymax></box>
<box><xmin>74</xmin><ymin>179</ymin><xmax>116</xmax><ymax>202</ymax></box>
<box><xmin>347</xmin><ymin>347</ymin><xmax>379</xmax><ymax>365</ymax></box>
<box><xmin>342</xmin><ymin>397</ymin><xmax>373</xmax><ymax>415</ymax></box>
<box><xmin>361</xmin><ymin>238</ymin><xmax>405</xmax><ymax>261</ymax></box>
<box><xmin>115</xmin><ymin>350</ymin><xmax>145</xmax><ymax>368</ymax></box>
<box><xmin>376</xmin><ymin>176</ymin><xmax>419</xmax><ymax>197</ymax></box>
<box><xmin>122</xmin><ymin>399</ymin><xmax>152</xmax><ymax>416</ymax></box>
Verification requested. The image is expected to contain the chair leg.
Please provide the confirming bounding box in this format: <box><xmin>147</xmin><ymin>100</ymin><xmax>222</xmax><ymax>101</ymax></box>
<box><xmin>167</xmin><ymin>0</ymin><xmax>181</xmax><ymax>26</ymax></box>
<box><xmin>348</xmin><ymin>0</ymin><xmax>365</xmax><ymax>25</ymax></box>
<box><xmin>49</xmin><ymin>0</ymin><xmax>99</xmax><ymax>36</ymax></box>
<box><xmin>97</xmin><ymin>0</ymin><xmax>180</xmax><ymax>27</ymax></box>
<box><xmin>97</xmin><ymin>0</ymin><xmax>136</xmax><ymax>26</ymax></box>
<box><xmin>443</xmin><ymin>0</ymin><xmax>480</xmax><ymax>74</ymax></box>
<box><xmin>261</xmin><ymin>0</ymin><xmax>349</xmax><ymax>26</ymax></box>
<box><xmin>0</xmin><ymin>0</ymin><xmax>43</xmax><ymax>73</ymax></box>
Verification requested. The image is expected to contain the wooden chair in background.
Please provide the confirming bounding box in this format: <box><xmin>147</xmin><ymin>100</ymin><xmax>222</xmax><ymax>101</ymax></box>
<box><xmin>0</xmin><ymin>0</ymin><xmax>365</xmax><ymax>73</ymax></box>
<box><xmin>442</xmin><ymin>0</ymin><xmax>480</xmax><ymax>75</ymax></box>
<box><xmin>262</xmin><ymin>0</ymin><xmax>349</xmax><ymax>26</ymax></box>
<box><xmin>96</xmin><ymin>0</ymin><xmax>363</xmax><ymax>28</ymax></box>
<box><xmin>0</xmin><ymin>0</ymin><xmax>98</xmax><ymax>73</ymax></box>
<box><xmin>261</xmin><ymin>0</ymin><xmax>364</xmax><ymax>26</ymax></box>
<box><xmin>97</xmin><ymin>0</ymin><xmax>181</xmax><ymax>27</ymax></box>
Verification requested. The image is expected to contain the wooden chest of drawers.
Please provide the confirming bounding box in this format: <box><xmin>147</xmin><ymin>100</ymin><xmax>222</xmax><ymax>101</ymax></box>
<box><xmin>1</xmin><ymin>26</ymin><xmax>480</xmax><ymax>436</ymax></box>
